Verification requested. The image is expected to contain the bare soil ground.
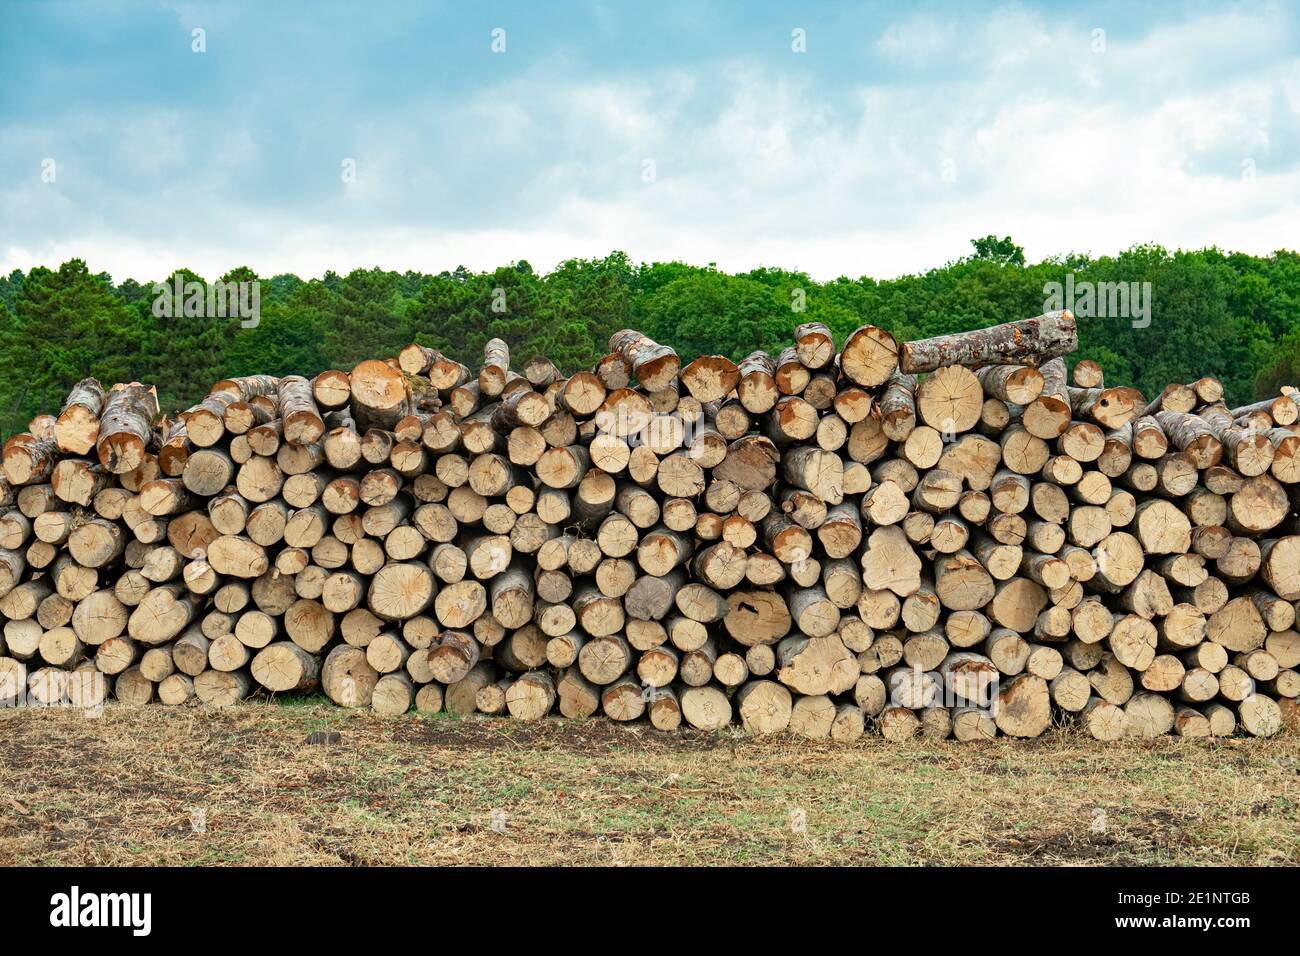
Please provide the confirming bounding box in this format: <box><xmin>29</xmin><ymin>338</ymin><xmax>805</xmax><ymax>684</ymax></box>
<box><xmin>1</xmin><ymin>701</ymin><xmax>1296</xmax><ymax>866</ymax></box>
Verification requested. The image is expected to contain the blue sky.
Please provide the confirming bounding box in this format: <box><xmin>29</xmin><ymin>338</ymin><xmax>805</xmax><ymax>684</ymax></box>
<box><xmin>1</xmin><ymin>0</ymin><xmax>1297</xmax><ymax>280</ymax></box>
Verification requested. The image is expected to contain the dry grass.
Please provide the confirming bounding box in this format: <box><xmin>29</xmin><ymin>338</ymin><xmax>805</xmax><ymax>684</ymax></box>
<box><xmin>1</xmin><ymin>701</ymin><xmax>1296</xmax><ymax>866</ymax></box>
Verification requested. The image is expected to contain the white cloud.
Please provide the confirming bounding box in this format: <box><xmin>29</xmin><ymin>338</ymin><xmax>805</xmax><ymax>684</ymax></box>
<box><xmin>2</xmin><ymin>4</ymin><xmax>1297</xmax><ymax>281</ymax></box>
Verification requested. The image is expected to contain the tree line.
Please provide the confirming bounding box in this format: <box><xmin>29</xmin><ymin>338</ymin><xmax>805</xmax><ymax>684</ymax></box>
<box><xmin>1</xmin><ymin>237</ymin><xmax>1297</xmax><ymax>436</ymax></box>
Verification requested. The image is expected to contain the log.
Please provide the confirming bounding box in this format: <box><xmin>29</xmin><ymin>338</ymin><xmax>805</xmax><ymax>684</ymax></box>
<box><xmin>3</xmin><ymin>437</ymin><xmax>59</xmax><ymax>486</ymax></box>
<box><xmin>372</xmin><ymin>673</ymin><xmax>414</xmax><ymax>715</ymax></box>
<box><xmin>840</xmin><ymin>325</ymin><xmax>899</xmax><ymax>386</ymax></box>
<box><xmin>1081</xmin><ymin>696</ymin><xmax>1129</xmax><ymax>741</ymax></box>
<box><xmin>977</xmin><ymin>364</ymin><xmax>1044</xmax><ymax>405</ymax></box>
<box><xmin>952</xmin><ymin>706</ymin><xmax>997</xmax><ymax>741</ymax></box>
<box><xmin>789</xmin><ymin>694</ymin><xmax>836</xmax><ymax>738</ymax></box>
<box><xmin>321</xmin><ymin>644</ymin><xmax>378</xmax><ymax>707</ymax></box>
<box><xmin>279</xmin><ymin>375</ymin><xmax>325</xmax><ymax>447</ymax></box>
<box><xmin>901</xmin><ymin>311</ymin><xmax>1077</xmax><ymax>373</ymax></box>
<box><xmin>993</xmin><ymin>674</ymin><xmax>1051</xmax><ymax>737</ymax></box>
<box><xmin>879</xmin><ymin>705</ymin><xmax>921</xmax><ymax>741</ymax></box>
<box><xmin>793</xmin><ymin>322</ymin><xmax>835</xmax><ymax>368</ymax></box>
<box><xmin>505</xmin><ymin>670</ymin><xmax>556</xmax><ymax>721</ymax></box>
<box><xmin>55</xmin><ymin>378</ymin><xmax>106</xmax><ymax>455</ymax></box>
<box><xmin>1125</xmin><ymin>692</ymin><xmax>1176</xmax><ymax>738</ymax></box>
<box><xmin>424</xmin><ymin>630</ymin><xmax>481</xmax><ymax>684</ymax></box>
<box><xmin>157</xmin><ymin>672</ymin><xmax>195</xmax><ymax>705</ymax></box>
<box><xmin>251</xmin><ymin>641</ymin><xmax>321</xmax><ymax>692</ymax></box>
<box><xmin>680</xmin><ymin>355</ymin><xmax>739</xmax><ymax>403</ymax></box>
<box><xmin>1022</xmin><ymin>358</ymin><xmax>1073</xmax><ymax>439</ymax></box>
<box><xmin>680</xmin><ymin>684</ymin><xmax>732</xmax><ymax>730</ymax></box>
<box><xmin>725</xmin><ymin>352</ymin><xmax>777</xmax><ymax>416</ymax></box>
<box><xmin>478</xmin><ymin>338</ymin><xmax>511</xmax><ymax>396</ymax></box>
<box><xmin>1239</xmin><ymin>694</ymin><xmax>1283</xmax><ymax>737</ymax></box>
<box><xmin>776</xmin><ymin>633</ymin><xmax>856</xmax><ymax>695</ymax></box>
<box><xmin>1071</xmin><ymin>386</ymin><xmax>1144</xmax><ymax>431</ymax></box>
<box><xmin>97</xmin><ymin>384</ymin><xmax>159</xmax><ymax>474</ymax></box>
<box><xmin>879</xmin><ymin>372</ymin><xmax>917</xmax><ymax>441</ymax></box>
<box><xmin>194</xmin><ymin>669</ymin><xmax>253</xmax><ymax>707</ymax></box>
<box><xmin>349</xmin><ymin>360</ymin><xmax>412</xmax><ymax>431</ymax></box>
<box><xmin>548</xmin><ymin>667</ymin><xmax>597</xmax><ymax>719</ymax></box>
<box><xmin>312</xmin><ymin>370</ymin><xmax>352</xmax><ymax>410</ymax></box>
<box><xmin>609</xmin><ymin>330</ymin><xmax>679</xmax><ymax>391</ymax></box>
<box><xmin>368</xmin><ymin>561</ymin><xmax>435</xmax><ymax>620</ymax></box>
<box><xmin>915</xmin><ymin>366</ymin><xmax>982</xmax><ymax>433</ymax></box>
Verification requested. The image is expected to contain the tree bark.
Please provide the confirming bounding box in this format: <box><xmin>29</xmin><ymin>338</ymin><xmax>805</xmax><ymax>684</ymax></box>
<box><xmin>901</xmin><ymin>311</ymin><xmax>1077</xmax><ymax>373</ymax></box>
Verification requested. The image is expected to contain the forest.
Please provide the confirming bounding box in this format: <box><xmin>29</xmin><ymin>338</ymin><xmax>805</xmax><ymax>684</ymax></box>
<box><xmin>1</xmin><ymin>236</ymin><xmax>1297</xmax><ymax>435</ymax></box>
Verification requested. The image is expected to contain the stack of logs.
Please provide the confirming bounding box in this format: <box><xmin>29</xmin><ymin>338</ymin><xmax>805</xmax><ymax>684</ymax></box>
<box><xmin>0</xmin><ymin>311</ymin><xmax>1297</xmax><ymax>741</ymax></box>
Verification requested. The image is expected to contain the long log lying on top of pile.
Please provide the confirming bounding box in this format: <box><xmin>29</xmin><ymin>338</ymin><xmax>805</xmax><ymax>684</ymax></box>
<box><xmin>1</xmin><ymin>309</ymin><xmax>1298</xmax><ymax>742</ymax></box>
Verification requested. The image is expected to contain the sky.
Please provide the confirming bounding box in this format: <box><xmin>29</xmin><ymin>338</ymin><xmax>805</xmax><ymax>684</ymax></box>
<box><xmin>1</xmin><ymin>0</ymin><xmax>1298</xmax><ymax>282</ymax></box>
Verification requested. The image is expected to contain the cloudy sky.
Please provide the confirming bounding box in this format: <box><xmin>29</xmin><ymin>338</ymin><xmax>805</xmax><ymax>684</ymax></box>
<box><xmin>1</xmin><ymin>0</ymin><xmax>1297</xmax><ymax>281</ymax></box>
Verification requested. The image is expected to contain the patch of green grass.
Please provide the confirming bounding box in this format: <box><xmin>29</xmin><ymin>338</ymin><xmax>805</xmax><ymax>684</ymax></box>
<box><xmin>273</xmin><ymin>694</ymin><xmax>323</xmax><ymax>708</ymax></box>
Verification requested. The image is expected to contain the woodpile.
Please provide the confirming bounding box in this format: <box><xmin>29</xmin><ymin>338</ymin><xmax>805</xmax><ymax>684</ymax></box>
<box><xmin>1</xmin><ymin>310</ymin><xmax>1297</xmax><ymax>741</ymax></box>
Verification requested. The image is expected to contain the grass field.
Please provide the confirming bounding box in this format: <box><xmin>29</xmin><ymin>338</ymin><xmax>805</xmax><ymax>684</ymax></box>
<box><xmin>1</xmin><ymin>702</ymin><xmax>1296</xmax><ymax>866</ymax></box>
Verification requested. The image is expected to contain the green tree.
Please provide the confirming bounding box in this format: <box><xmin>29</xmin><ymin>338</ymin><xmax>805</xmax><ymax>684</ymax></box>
<box><xmin>319</xmin><ymin>269</ymin><xmax>413</xmax><ymax>369</ymax></box>
<box><xmin>146</xmin><ymin>269</ymin><xmax>236</xmax><ymax>414</ymax></box>
<box><xmin>636</xmin><ymin>271</ymin><xmax>790</xmax><ymax>362</ymax></box>
<box><xmin>0</xmin><ymin>259</ymin><xmax>148</xmax><ymax>432</ymax></box>
<box><xmin>0</xmin><ymin>269</ymin><xmax>24</xmax><ymax>313</ymax></box>
<box><xmin>1256</xmin><ymin>326</ymin><xmax>1300</xmax><ymax>398</ymax></box>
<box><xmin>970</xmin><ymin>235</ymin><xmax>1026</xmax><ymax>267</ymax></box>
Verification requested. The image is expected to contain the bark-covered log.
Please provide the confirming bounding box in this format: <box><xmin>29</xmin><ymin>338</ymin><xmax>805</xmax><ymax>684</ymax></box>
<box><xmin>736</xmin><ymin>351</ymin><xmax>778</xmax><ymax>413</ymax></box>
<box><xmin>55</xmin><ymin>378</ymin><xmax>106</xmax><ymax>455</ymax></box>
<box><xmin>609</xmin><ymin>330</ymin><xmax>680</xmax><ymax>391</ymax></box>
<box><xmin>279</xmin><ymin>375</ymin><xmax>325</xmax><ymax>447</ymax></box>
<box><xmin>349</xmin><ymin>360</ymin><xmax>412</xmax><ymax>431</ymax></box>
<box><xmin>901</xmin><ymin>311</ymin><xmax>1077</xmax><ymax>373</ymax></box>
<box><xmin>94</xmin><ymin>383</ymin><xmax>161</xmax><ymax>475</ymax></box>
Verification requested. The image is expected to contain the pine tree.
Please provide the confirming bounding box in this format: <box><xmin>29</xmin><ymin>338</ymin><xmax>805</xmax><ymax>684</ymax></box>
<box><xmin>0</xmin><ymin>260</ymin><xmax>146</xmax><ymax>433</ymax></box>
<box><xmin>146</xmin><ymin>269</ymin><xmax>236</xmax><ymax>414</ymax></box>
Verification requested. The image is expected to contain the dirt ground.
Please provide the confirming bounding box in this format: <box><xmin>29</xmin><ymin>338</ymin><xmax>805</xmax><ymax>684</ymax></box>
<box><xmin>1</xmin><ymin>700</ymin><xmax>1296</xmax><ymax>866</ymax></box>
